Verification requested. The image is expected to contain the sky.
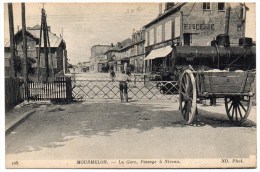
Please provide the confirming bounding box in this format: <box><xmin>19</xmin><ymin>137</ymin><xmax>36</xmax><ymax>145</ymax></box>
<box><xmin>4</xmin><ymin>2</ymin><xmax>256</xmax><ymax>65</ymax></box>
<box><xmin>4</xmin><ymin>3</ymin><xmax>159</xmax><ymax>65</ymax></box>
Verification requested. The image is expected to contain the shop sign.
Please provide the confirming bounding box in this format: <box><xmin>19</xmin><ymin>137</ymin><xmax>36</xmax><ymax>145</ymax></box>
<box><xmin>184</xmin><ymin>23</ymin><xmax>215</xmax><ymax>31</ymax></box>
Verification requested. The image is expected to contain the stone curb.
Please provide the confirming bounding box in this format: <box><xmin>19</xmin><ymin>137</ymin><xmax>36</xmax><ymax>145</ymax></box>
<box><xmin>5</xmin><ymin>110</ymin><xmax>36</xmax><ymax>135</ymax></box>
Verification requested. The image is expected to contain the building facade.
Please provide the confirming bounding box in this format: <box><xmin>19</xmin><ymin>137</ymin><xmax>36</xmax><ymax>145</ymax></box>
<box><xmin>5</xmin><ymin>24</ymin><xmax>67</xmax><ymax>79</ymax></box>
<box><xmin>105</xmin><ymin>45</ymin><xmax>119</xmax><ymax>72</ymax></box>
<box><xmin>106</xmin><ymin>31</ymin><xmax>145</xmax><ymax>74</ymax></box>
<box><xmin>129</xmin><ymin>29</ymin><xmax>145</xmax><ymax>73</ymax></box>
<box><xmin>144</xmin><ymin>2</ymin><xmax>247</xmax><ymax>73</ymax></box>
<box><xmin>90</xmin><ymin>44</ymin><xmax>112</xmax><ymax>72</ymax></box>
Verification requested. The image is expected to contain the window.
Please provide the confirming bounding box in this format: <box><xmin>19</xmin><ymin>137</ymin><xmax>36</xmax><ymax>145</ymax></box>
<box><xmin>165</xmin><ymin>21</ymin><xmax>172</xmax><ymax>40</ymax></box>
<box><xmin>150</xmin><ymin>29</ymin><xmax>155</xmax><ymax>45</ymax></box>
<box><xmin>145</xmin><ymin>31</ymin><xmax>149</xmax><ymax>46</ymax></box>
<box><xmin>203</xmin><ymin>2</ymin><xmax>211</xmax><ymax>10</ymax></box>
<box><xmin>218</xmin><ymin>2</ymin><xmax>225</xmax><ymax>11</ymax></box>
<box><xmin>175</xmin><ymin>17</ymin><xmax>181</xmax><ymax>38</ymax></box>
<box><xmin>156</xmin><ymin>25</ymin><xmax>162</xmax><ymax>43</ymax></box>
<box><xmin>237</xmin><ymin>26</ymin><xmax>242</xmax><ymax>32</ymax></box>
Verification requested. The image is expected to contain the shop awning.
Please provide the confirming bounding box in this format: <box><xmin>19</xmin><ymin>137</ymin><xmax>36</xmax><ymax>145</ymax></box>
<box><xmin>144</xmin><ymin>46</ymin><xmax>172</xmax><ymax>60</ymax></box>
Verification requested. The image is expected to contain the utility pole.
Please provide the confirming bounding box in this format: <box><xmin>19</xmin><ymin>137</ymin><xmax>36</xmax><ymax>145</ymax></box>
<box><xmin>37</xmin><ymin>13</ymin><xmax>43</xmax><ymax>81</ymax></box>
<box><xmin>45</xmin><ymin>14</ymin><xmax>54</xmax><ymax>78</ymax></box>
<box><xmin>22</xmin><ymin>2</ymin><xmax>28</xmax><ymax>100</ymax></box>
<box><xmin>8</xmin><ymin>3</ymin><xmax>16</xmax><ymax>77</ymax></box>
<box><xmin>42</xmin><ymin>8</ymin><xmax>49</xmax><ymax>82</ymax></box>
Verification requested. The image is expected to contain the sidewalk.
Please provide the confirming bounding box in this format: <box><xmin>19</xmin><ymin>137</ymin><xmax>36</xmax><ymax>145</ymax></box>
<box><xmin>5</xmin><ymin>101</ymin><xmax>51</xmax><ymax>134</ymax></box>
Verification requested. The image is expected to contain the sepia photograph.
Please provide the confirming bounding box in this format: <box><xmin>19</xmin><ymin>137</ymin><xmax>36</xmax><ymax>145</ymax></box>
<box><xmin>2</xmin><ymin>0</ymin><xmax>257</xmax><ymax>169</ymax></box>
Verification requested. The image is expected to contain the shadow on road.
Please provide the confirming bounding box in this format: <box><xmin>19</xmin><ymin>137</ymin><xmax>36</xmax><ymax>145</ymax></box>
<box><xmin>194</xmin><ymin>109</ymin><xmax>256</xmax><ymax>128</ymax></box>
<box><xmin>6</xmin><ymin>100</ymin><xmax>256</xmax><ymax>155</ymax></box>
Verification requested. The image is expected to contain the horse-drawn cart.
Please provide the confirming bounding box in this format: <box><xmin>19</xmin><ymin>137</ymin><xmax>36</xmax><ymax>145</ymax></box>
<box><xmin>179</xmin><ymin>69</ymin><xmax>256</xmax><ymax>125</ymax></box>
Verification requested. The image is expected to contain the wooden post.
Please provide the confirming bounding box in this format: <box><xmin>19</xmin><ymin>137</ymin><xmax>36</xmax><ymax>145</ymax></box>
<box><xmin>22</xmin><ymin>3</ymin><xmax>28</xmax><ymax>100</ymax></box>
<box><xmin>42</xmin><ymin>9</ymin><xmax>49</xmax><ymax>82</ymax></box>
<box><xmin>45</xmin><ymin>19</ymin><xmax>55</xmax><ymax>78</ymax></box>
<box><xmin>8</xmin><ymin>3</ymin><xmax>16</xmax><ymax>77</ymax></box>
<box><xmin>37</xmin><ymin>12</ymin><xmax>43</xmax><ymax>81</ymax></box>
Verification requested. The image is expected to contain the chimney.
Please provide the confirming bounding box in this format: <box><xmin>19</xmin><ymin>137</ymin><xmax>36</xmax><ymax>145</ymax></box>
<box><xmin>111</xmin><ymin>43</ymin><xmax>114</xmax><ymax>47</ymax></box>
<box><xmin>165</xmin><ymin>3</ymin><xmax>175</xmax><ymax>11</ymax></box>
<box><xmin>47</xmin><ymin>26</ymin><xmax>51</xmax><ymax>32</ymax></box>
<box><xmin>117</xmin><ymin>42</ymin><xmax>122</xmax><ymax>48</ymax></box>
<box><xmin>132</xmin><ymin>33</ymin><xmax>135</xmax><ymax>41</ymax></box>
<box><xmin>159</xmin><ymin>3</ymin><xmax>162</xmax><ymax>15</ymax></box>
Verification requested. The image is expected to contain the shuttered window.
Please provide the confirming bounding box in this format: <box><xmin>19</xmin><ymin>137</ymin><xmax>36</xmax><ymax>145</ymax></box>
<box><xmin>156</xmin><ymin>25</ymin><xmax>162</xmax><ymax>43</ymax></box>
<box><xmin>165</xmin><ymin>21</ymin><xmax>172</xmax><ymax>40</ymax></box>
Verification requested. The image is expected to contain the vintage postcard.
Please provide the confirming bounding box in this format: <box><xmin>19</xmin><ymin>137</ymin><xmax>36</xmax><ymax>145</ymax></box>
<box><xmin>3</xmin><ymin>1</ymin><xmax>257</xmax><ymax>169</ymax></box>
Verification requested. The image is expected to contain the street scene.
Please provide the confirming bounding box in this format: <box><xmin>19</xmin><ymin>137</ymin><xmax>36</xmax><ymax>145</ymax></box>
<box><xmin>4</xmin><ymin>2</ymin><xmax>256</xmax><ymax>169</ymax></box>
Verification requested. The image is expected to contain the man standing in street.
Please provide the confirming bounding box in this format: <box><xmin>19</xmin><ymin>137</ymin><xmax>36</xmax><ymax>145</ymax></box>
<box><xmin>110</xmin><ymin>70</ymin><xmax>116</xmax><ymax>81</ymax></box>
<box><xmin>118</xmin><ymin>70</ymin><xmax>130</xmax><ymax>103</ymax></box>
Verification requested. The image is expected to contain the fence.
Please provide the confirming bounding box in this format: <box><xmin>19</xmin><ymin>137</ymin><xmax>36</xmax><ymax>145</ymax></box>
<box><xmin>72</xmin><ymin>80</ymin><xmax>178</xmax><ymax>101</ymax></box>
<box><xmin>27</xmin><ymin>77</ymin><xmax>72</xmax><ymax>102</ymax></box>
<box><xmin>6</xmin><ymin>77</ymin><xmax>73</xmax><ymax>111</ymax></box>
<box><xmin>5</xmin><ymin>77</ymin><xmax>24</xmax><ymax>111</ymax></box>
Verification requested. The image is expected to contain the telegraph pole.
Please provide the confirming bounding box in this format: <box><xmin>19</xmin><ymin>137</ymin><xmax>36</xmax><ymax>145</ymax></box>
<box><xmin>42</xmin><ymin>8</ymin><xmax>49</xmax><ymax>82</ymax></box>
<box><xmin>8</xmin><ymin>3</ymin><xmax>16</xmax><ymax>77</ymax></box>
<box><xmin>22</xmin><ymin>2</ymin><xmax>28</xmax><ymax>99</ymax></box>
<box><xmin>37</xmin><ymin>13</ymin><xmax>43</xmax><ymax>81</ymax></box>
<box><xmin>45</xmin><ymin>15</ymin><xmax>54</xmax><ymax>78</ymax></box>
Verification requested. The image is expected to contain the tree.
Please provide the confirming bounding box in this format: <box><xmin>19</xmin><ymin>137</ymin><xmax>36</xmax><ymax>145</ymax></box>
<box><xmin>14</xmin><ymin>56</ymin><xmax>36</xmax><ymax>75</ymax></box>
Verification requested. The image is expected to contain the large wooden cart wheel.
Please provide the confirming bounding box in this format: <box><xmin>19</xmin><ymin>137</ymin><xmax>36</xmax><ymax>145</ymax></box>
<box><xmin>225</xmin><ymin>96</ymin><xmax>252</xmax><ymax>125</ymax></box>
<box><xmin>179</xmin><ymin>70</ymin><xmax>197</xmax><ymax>124</ymax></box>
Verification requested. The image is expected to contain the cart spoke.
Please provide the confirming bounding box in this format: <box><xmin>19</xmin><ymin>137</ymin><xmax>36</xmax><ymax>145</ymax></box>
<box><xmin>235</xmin><ymin>106</ymin><xmax>238</xmax><ymax>122</ymax></box>
<box><xmin>237</xmin><ymin>105</ymin><xmax>243</xmax><ymax>119</ymax></box>
<box><xmin>226</xmin><ymin>98</ymin><xmax>232</xmax><ymax>104</ymax></box>
<box><xmin>231</xmin><ymin>105</ymin><xmax>235</xmax><ymax>119</ymax></box>
<box><xmin>181</xmin><ymin>83</ymin><xmax>186</xmax><ymax>92</ymax></box>
<box><xmin>228</xmin><ymin>102</ymin><xmax>233</xmax><ymax>113</ymax></box>
<box><xmin>185</xmin><ymin>75</ymin><xmax>189</xmax><ymax>92</ymax></box>
<box><xmin>238</xmin><ymin>102</ymin><xmax>247</xmax><ymax>112</ymax></box>
<box><xmin>182</xmin><ymin>75</ymin><xmax>187</xmax><ymax>87</ymax></box>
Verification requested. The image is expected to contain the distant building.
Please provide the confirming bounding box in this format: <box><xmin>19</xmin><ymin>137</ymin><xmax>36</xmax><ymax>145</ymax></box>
<box><xmin>71</xmin><ymin>61</ymin><xmax>91</xmax><ymax>73</ymax></box>
<box><xmin>105</xmin><ymin>30</ymin><xmax>145</xmax><ymax>74</ymax></box>
<box><xmin>90</xmin><ymin>45</ymin><xmax>112</xmax><ymax>72</ymax></box>
<box><xmin>4</xmin><ymin>24</ymin><xmax>67</xmax><ymax>78</ymax></box>
<box><xmin>105</xmin><ymin>44</ymin><xmax>119</xmax><ymax>72</ymax></box>
<box><xmin>129</xmin><ymin>29</ymin><xmax>145</xmax><ymax>73</ymax></box>
<box><xmin>116</xmin><ymin>38</ymin><xmax>132</xmax><ymax>72</ymax></box>
<box><xmin>144</xmin><ymin>2</ymin><xmax>248</xmax><ymax>73</ymax></box>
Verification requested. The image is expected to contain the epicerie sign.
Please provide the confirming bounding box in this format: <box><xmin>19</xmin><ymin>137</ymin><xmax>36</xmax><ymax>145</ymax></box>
<box><xmin>184</xmin><ymin>24</ymin><xmax>215</xmax><ymax>31</ymax></box>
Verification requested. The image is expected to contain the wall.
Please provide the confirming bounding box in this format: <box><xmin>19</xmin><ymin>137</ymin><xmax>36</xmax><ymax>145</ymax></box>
<box><xmin>144</xmin><ymin>2</ymin><xmax>247</xmax><ymax>73</ymax></box>
<box><xmin>182</xmin><ymin>2</ymin><xmax>245</xmax><ymax>45</ymax></box>
<box><xmin>145</xmin><ymin>2</ymin><xmax>246</xmax><ymax>48</ymax></box>
<box><xmin>5</xmin><ymin>32</ymin><xmax>66</xmax><ymax>78</ymax></box>
<box><xmin>90</xmin><ymin>45</ymin><xmax>111</xmax><ymax>72</ymax></box>
<box><xmin>5</xmin><ymin>77</ymin><xmax>24</xmax><ymax>111</ymax></box>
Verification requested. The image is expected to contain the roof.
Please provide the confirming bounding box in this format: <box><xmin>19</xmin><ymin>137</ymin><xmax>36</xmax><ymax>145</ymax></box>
<box><xmin>143</xmin><ymin>3</ymin><xmax>186</xmax><ymax>28</ymax></box>
<box><xmin>28</xmin><ymin>29</ymin><xmax>63</xmax><ymax>47</ymax></box>
<box><xmin>104</xmin><ymin>47</ymin><xmax>119</xmax><ymax>54</ymax></box>
<box><xmin>118</xmin><ymin>38</ymin><xmax>132</xmax><ymax>51</ymax></box>
<box><xmin>5</xmin><ymin>26</ymin><xmax>64</xmax><ymax>48</ymax></box>
<box><xmin>91</xmin><ymin>44</ymin><xmax>112</xmax><ymax>50</ymax></box>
